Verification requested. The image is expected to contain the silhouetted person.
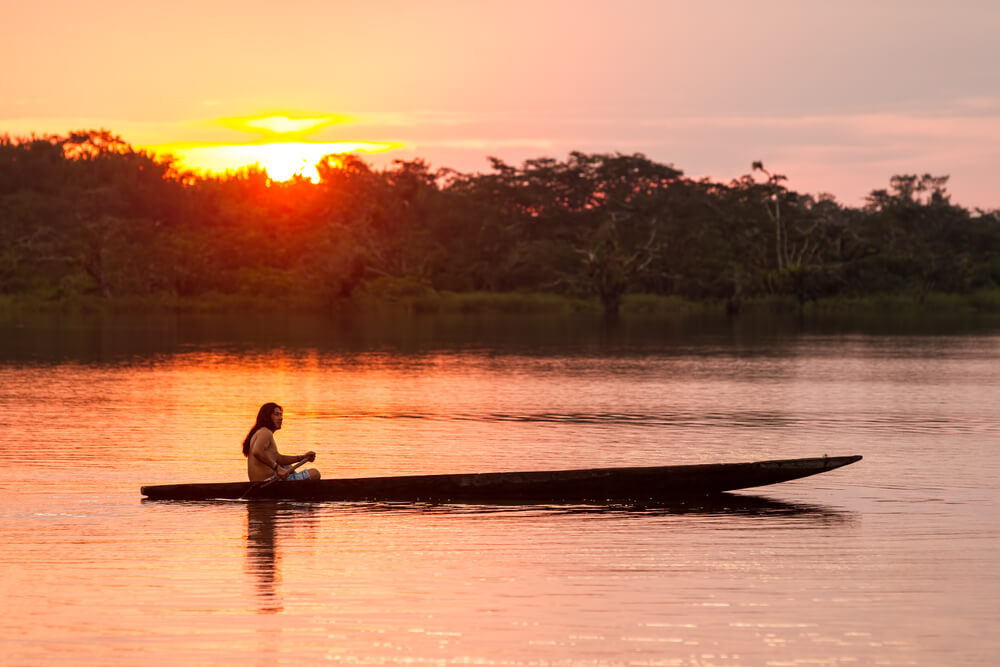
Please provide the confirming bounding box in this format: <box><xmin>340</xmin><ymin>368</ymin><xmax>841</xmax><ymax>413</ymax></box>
<box><xmin>242</xmin><ymin>402</ymin><xmax>320</xmax><ymax>482</ymax></box>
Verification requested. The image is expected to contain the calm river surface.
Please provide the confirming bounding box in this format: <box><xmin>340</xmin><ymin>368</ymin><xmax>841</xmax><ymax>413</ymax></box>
<box><xmin>1</xmin><ymin>312</ymin><xmax>998</xmax><ymax>666</ymax></box>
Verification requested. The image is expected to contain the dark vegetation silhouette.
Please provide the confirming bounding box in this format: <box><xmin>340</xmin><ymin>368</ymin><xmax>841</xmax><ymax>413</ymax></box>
<box><xmin>3</xmin><ymin>130</ymin><xmax>999</xmax><ymax>316</ymax></box>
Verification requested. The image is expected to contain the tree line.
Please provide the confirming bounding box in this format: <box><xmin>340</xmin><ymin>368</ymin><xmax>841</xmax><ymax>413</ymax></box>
<box><xmin>2</xmin><ymin>129</ymin><xmax>999</xmax><ymax>316</ymax></box>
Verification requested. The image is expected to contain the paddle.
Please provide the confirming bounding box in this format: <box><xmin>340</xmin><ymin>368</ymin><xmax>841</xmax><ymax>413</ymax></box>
<box><xmin>239</xmin><ymin>457</ymin><xmax>312</xmax><ymax>500</ymax></box>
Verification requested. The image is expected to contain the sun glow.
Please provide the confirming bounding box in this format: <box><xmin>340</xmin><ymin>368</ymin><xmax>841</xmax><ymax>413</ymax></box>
<box><xmin>153</xmin><ymin>141</ymin><xmax>401</xmax><ymax>181</ymax></box>
<box><xmin>141</xmin><ymin>112</ymin><xmax>401</xmax><ymax>181</ymax></box>
<box><xmin>244</xmin><ymin>116</ymin><xmax>333</xmax><ymax>134</ymax></box>
<box><xmin>214</xmin><ymin>112</ymin><xmax>353</xmax><ymax>137</ymax></box>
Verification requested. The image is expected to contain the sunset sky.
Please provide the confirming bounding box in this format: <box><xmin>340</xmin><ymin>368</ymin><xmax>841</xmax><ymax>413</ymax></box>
<box><xmin>3</xmin><ymin>0</ymin><xmax>998</xmax><ymax>208</ymax></box>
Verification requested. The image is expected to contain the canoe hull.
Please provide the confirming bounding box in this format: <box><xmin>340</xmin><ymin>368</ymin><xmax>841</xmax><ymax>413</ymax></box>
<box><xmin>140</xmin><ymin>455</ymin><xmax>862</xmax><ymax>503</ymax></box>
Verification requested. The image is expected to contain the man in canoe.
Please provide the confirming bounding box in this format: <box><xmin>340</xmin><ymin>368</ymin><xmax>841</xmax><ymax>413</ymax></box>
<box><xmin>242</xmin><ymin>402</ymin><xmax>320</xmax><ymax>482</ymax></box>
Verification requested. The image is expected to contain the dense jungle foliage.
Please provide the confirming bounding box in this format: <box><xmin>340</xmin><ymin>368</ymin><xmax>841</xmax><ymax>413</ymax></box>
<box><xmin>3</xmin><ymin>130</ymin><xmax>999</xmax><ymax>316</ymax></box>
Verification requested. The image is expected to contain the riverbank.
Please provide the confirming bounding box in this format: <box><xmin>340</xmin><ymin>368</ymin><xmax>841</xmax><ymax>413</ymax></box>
<box><xmin>5</xmin><ymin>285</ymin><xmax>1000</xmax><ymax>318</ymax></box>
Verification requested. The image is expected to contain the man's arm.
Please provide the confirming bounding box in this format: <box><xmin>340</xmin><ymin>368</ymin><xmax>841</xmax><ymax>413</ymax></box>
<box><xmin>276</xmin><ymin>450</ymin><xmax>316</xmax><ymax>466</ymax></box>
<box><xmin>250</xmin><ymin>431</ymin><xmax>289</xmax><ymax>479</ymax></box>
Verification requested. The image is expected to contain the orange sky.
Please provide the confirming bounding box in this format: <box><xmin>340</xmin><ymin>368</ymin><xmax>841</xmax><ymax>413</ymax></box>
<box><xmin>3</xmin><ymin>0</ymin><xmax>999</xmax><ymax>208</ymax></box>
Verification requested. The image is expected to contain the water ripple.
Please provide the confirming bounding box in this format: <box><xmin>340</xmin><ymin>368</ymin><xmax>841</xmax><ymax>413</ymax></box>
<box><xmin>334</xmin><ymin>409</ymin><xmax>1000</xmax><ymax>434</ymax></box>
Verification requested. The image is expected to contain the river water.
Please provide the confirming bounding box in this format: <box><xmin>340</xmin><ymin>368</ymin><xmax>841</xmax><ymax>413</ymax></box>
<box><xmin>1</xmin><ymin>312</ymin><xmax>998</xmax><ymax>666</ymax></box>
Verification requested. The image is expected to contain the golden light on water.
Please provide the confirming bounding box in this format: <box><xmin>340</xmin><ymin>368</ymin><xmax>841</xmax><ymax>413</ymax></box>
<box><xmin>157</xmin><ymin>141</ymin><xmax>400</xmax><ymax>181</ymax></box>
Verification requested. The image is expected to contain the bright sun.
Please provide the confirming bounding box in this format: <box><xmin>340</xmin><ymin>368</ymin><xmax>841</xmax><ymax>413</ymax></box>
<box><xmin>163</xmin><ymin>141</ymin><xmax>399</xmax><ymax>181</ymax></box>
<box><xmin>145</xmin><ymin>113</ymin><xmax>400</xmax><ymax>181</ymax></box>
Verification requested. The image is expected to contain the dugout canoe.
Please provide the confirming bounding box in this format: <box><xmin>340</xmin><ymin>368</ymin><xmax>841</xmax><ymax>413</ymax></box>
<box><xmin>140</xmin><ymin>455</ymin><xmax>861</xmax><ymax>503</ymax></box>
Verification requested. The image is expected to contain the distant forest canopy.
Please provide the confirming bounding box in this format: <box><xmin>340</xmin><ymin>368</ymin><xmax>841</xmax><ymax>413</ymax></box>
<box><xmin>3</xmin><ymin>129</ymin><xmax>1000</xmax><ymax>316</ymax></box>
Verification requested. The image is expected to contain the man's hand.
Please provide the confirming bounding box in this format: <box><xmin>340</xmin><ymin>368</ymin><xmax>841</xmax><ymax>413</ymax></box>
<box><xmin>275</xmin><ymin>465</ymin><xmax>289</xmax><ymax>480</ymax></box>
<box><xmin>303</xmin><ymin>451</ymin><xmax>316</xmax><ymax>462</ymax></box>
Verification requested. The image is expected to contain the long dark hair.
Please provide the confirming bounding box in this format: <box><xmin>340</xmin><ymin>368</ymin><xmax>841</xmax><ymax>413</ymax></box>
<box><xmin>242</xmin><ymin>402</ymin><xmax>282</xmax><ymax>457</ymax></box>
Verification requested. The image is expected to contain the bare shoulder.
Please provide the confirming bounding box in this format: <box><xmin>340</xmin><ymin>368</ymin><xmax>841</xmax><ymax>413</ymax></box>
<box><xmin>249</xmin><ymin>427</ymin><xmax>276</xmax><ymax>452</ymax></box>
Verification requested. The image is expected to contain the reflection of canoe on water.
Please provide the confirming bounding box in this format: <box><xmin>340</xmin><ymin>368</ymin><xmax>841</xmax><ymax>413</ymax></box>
<box><xmin>140</xmin><ymin>455</ymin><xmax>862</xmax><ymax>503</ymax></box>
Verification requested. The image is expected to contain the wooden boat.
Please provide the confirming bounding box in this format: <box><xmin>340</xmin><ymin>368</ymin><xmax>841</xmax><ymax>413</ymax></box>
<box><xmin>140</xmin><ymin>455</ymin><xmax>861</xmax><ymax>503</ymax></box>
